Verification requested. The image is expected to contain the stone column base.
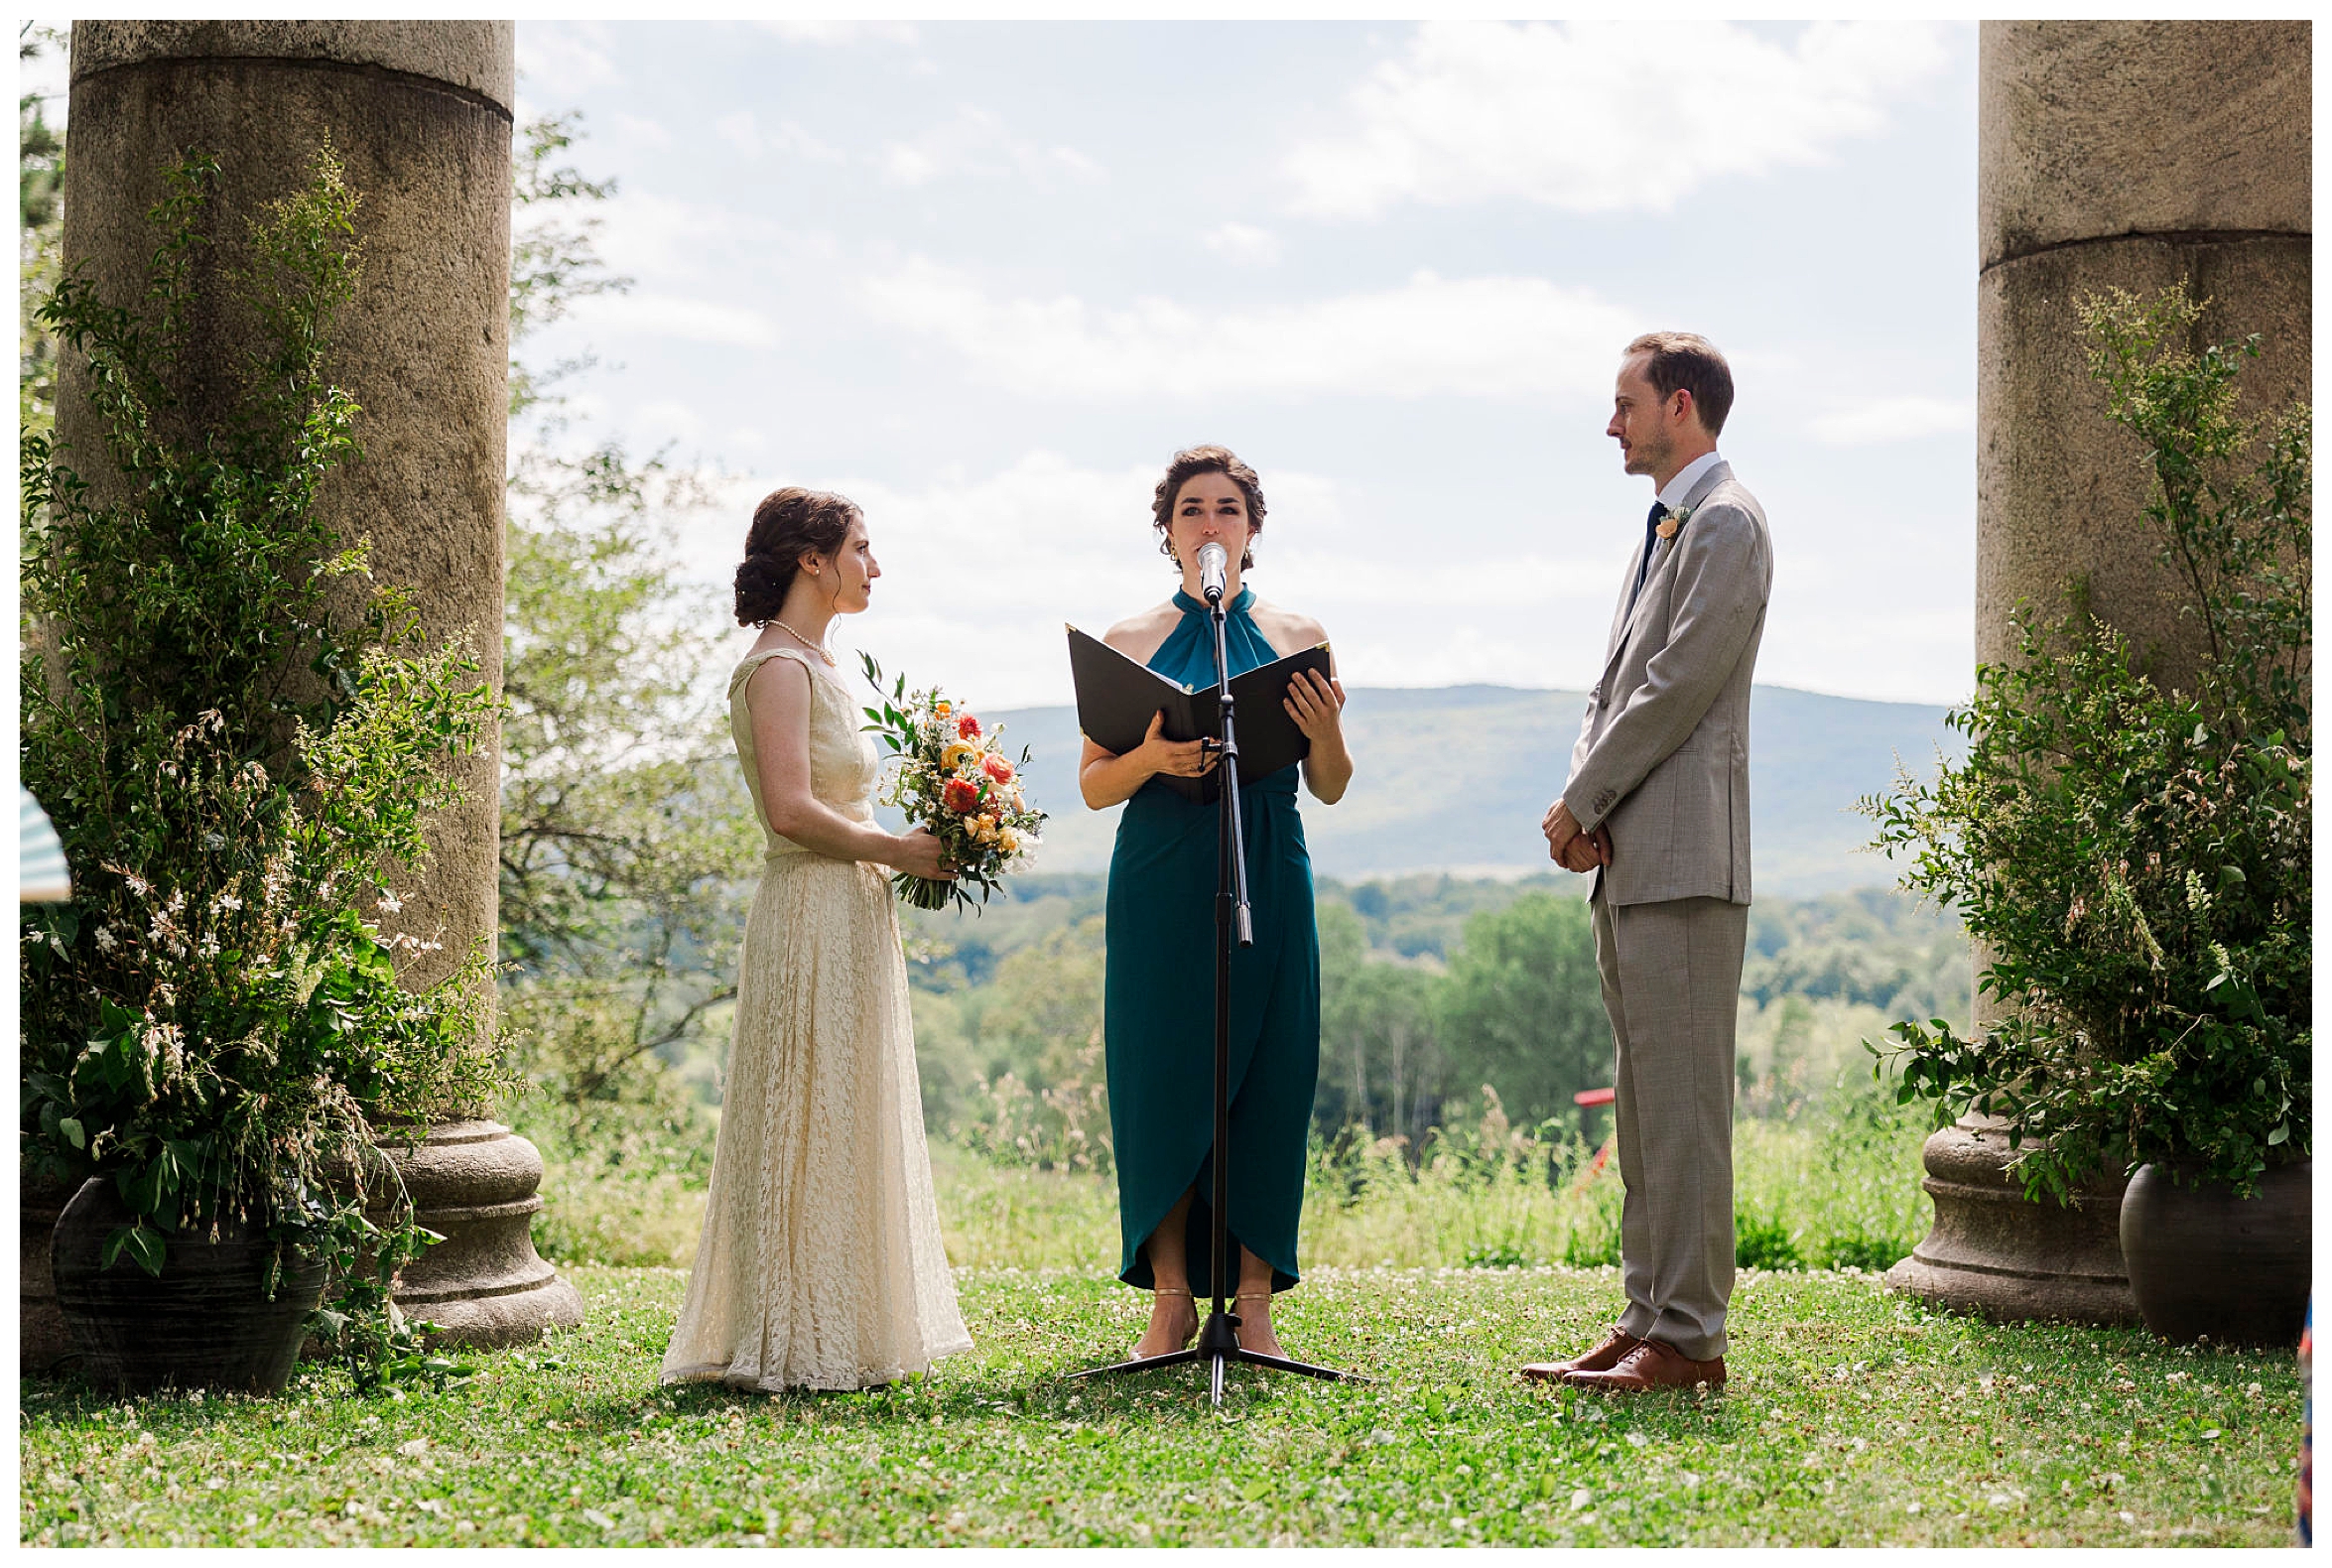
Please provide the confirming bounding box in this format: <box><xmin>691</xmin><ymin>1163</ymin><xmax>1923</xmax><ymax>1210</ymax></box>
<box><xmin>1884</xmin><ymin>1115</ymin><xmax>2139</xmax><ymax>1326</ymax></box>
<box><xmin>383</xmin><ymin>1120</ymin><xmax>583</xmax><ymax>1349</ymax></box>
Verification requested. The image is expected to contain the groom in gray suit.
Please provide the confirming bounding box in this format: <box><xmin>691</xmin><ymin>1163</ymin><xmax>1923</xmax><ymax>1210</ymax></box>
<box><xmin>1522</xmin><ymin>331</ymin><xmax>1771</xmax><ymax>1392</ymax></box>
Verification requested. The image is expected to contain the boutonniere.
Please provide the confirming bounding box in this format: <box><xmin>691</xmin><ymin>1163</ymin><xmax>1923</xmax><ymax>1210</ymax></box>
<box><xmin>1655</xmin><ymin>505</ymin><xmax>1691</xmax><ymax>541</ymax></box>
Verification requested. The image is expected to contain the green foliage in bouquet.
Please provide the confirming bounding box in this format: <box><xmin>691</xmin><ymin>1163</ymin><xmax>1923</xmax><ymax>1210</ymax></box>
<box><xmin>1862</xmin><ymin>284</ymin><xmax>2309</xmax><ymax>1201</ymax></box>
<box><xmin>19</xmin><ymin>147</ymin><xmax>510</xmax><ymax>1332</ymax></box>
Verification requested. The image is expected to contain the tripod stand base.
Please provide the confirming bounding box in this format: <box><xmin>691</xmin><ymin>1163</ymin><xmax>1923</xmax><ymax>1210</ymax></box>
<box><xmin>1068</xmin><ymin>1306</ymin><xmax>1372</xmax><ymax>1405</ymax></box>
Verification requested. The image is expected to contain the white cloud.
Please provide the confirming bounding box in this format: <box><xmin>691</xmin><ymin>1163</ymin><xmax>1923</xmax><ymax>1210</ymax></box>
<box><xmin>1203</xmin><ymin>222</ymin><xmax>1282</xmax><ymax>267</ymax></box>
<box><xmin>631</xmin><ymin>399</ymin><xmax>708</xmax><ymax>443</ymax></box>
<box><xmin>860</xmin><ymin>261</ymin><xmax>1639</xmax><ymax>402</ymax></box>
<box><xmin>516</xmin><ymin>23</ymin><xmax>622</xmax><ymax>95</ymax></box>
<box><xmin>613</xmin><ymin>113</ymin><xmax>675</xmax><ymax>152</ymax></box>
<box><xmin>580</xmin><ymin>189</ymin><xmax>798</xmax><ymax>284</ymax></box>
<box><xmin>568</xmin><ymin>292</ymin><xmax>781</xmax><ymax>349</ymax></box>
<box><xmin>759</xmin><ymin>21</ymin><xmax>920</xmax><ymax>48</ymax></box>
<box><xmin>715</xmin><ymin>110</ymin><xmax>846</xmax><ymax>166</ymax></box>
<box><xmin>1287</xmin><ymin>21</ymin><xmax>1953</xmax><ymax>218</ymax></box>
<box><xmin>1807</xmin><ymin>396</ymin><xmax>1974</xmax><ymax>446</ymax></box>
<box><xmin>877</xmin><ymin>107</ymin><xmax>1105</xmax><ymax>190</ymax></box>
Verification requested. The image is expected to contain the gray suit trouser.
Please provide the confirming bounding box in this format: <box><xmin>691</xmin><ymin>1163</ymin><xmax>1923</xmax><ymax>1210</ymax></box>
<box><xmin>1591</xmin><ymin>886</ymin><xmax>1747</xmax><ymax>1362</ymax></box>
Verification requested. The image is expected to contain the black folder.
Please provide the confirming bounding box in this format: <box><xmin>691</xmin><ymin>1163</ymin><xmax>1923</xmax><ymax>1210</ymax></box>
<box><xmin>1067</xmin><ymin>624</ymin><xmax>1334</xmax><ymax>802</ymax></box>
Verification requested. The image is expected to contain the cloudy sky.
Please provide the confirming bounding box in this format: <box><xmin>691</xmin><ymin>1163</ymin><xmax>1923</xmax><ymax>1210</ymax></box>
<box><xmin>539</xmin><ymin>23</ymin><xmax>1977</xmax><ymax>706</ymax></box>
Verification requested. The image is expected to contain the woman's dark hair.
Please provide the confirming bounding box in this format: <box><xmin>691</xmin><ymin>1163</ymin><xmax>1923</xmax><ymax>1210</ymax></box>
<box><xmin>1150</xmin><ymin>445</ymin><xmax>1264</xmax><ymax>571</ymax></box>
<box><xmin>734</xmin><ymin>487</ymin><xmax>860</xmax><ymax>627</ymax></box>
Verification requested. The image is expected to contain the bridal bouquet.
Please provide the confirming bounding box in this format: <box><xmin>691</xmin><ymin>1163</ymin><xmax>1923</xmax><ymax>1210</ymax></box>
<box><xmin>860</xmin><ymin>654</ymin><xmax>1046</xmax><ymax>912</ymax></box>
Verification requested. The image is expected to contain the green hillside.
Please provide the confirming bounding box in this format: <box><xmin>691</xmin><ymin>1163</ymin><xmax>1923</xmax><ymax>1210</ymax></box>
<box><xmin>980</xmin><ymin>684</ymin><xmax>1964</xmax><ymax>896</ymax></box>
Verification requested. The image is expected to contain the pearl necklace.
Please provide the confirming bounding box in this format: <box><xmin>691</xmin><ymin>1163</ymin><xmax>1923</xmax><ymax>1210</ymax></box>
<box><xmin>771</xmin><ymin>618</ymin><xmax>836</xmax><ymax>665</ymax></box>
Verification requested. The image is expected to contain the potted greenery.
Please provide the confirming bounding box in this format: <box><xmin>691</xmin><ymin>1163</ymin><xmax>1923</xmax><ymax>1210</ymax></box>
<box><xmin>1865</xmin><ymin>283</ymin><xmax>2310</xmax><ymax>1348</ymax></box>
<box><xmin>20</xmin><ymin>147</ymin><xmax>508</xmax><ymax>1392</ymax></box>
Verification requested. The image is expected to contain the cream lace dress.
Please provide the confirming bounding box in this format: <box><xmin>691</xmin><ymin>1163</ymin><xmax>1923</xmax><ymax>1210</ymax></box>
<box><xmin>660</xmin><ymin>646</ymin><xmax>972</xmax><ymax>1391</ymax></box>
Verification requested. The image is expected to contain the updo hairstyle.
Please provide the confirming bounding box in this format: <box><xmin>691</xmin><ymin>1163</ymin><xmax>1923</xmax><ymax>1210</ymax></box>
<box><xmin>734</xmin><ymin>486</ymin><xmax>860</xmax><ymax>627</ymax></box>
<box><xmin>1150</xmin><ymin>445</ymin><xmax>1264</xmax><ymax>571</ymax></box>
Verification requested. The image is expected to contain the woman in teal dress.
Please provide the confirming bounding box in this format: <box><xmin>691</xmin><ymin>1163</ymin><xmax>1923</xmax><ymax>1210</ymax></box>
<box><xmin>1077</xmin><ymin>445</ymin><xmax>1352</xmax><ymax>1364</ymax></box>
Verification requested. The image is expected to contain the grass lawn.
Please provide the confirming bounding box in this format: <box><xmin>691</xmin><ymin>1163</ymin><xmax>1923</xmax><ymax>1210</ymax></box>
<box><xmin>20</xmin><ymin>1261</ymin><xmax>2302</xmax><ymax>1546</ymax></box>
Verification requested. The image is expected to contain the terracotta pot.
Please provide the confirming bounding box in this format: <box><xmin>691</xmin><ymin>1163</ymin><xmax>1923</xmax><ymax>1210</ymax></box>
<box><xmin>2120</xmin><ymin>1159</ymin><xmax>2311</xmax><ymax>1348</ymax></box>
<box><xmin>50</xmin><ymin>1177</ymin><xmax>328</xmax><ymax>1394</ymax></box>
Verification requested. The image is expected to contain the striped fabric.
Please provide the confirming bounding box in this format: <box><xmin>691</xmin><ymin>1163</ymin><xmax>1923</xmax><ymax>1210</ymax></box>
<box><xmin>20</xmin><ymin>788</ymin><xmax>71</xmax><ymax>902</ymax></box>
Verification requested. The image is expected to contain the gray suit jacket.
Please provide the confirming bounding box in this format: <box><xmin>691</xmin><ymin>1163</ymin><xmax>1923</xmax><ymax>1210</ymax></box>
<box><xmin>1562</xmin><ymin>459</ymin><xmax>1771</xmax><ymax>907</ymax></box>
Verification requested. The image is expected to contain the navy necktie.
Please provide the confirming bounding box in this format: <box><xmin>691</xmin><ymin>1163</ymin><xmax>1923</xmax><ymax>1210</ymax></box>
<box><xmin>1630</xmin><ymin>501</ymin><xmax>1668</xmax><ymax>607</ymax></box>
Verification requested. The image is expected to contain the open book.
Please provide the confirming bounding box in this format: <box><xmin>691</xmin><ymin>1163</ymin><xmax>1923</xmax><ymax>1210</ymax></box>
<box><xmin>1067</xmin><ymin>625</ymin><xmax>1334</xmax><ymax>803</ymax></box>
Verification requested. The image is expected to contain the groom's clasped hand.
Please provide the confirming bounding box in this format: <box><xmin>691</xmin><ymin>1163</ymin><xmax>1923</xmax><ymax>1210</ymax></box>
<box><xmin>1541</xmin><ymin>797</ymin><xmax>1612</xmax><ymax>875</ymax></box>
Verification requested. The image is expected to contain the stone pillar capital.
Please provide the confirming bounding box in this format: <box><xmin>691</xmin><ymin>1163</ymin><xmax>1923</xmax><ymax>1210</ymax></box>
<box><xmin>69</xmin><ymin>20</ymin><xmax>515</xmax><ymax>114</ymax></box>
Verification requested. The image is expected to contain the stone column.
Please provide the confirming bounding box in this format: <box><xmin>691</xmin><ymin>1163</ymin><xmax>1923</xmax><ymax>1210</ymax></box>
<box><xmin>1975</xmin><ymin>19</ymin><xmax>2310</xmax><ymax>686</ymax></box>
<box><xmin>1889</xmin><ymin>21</ymin><xmax>2310</xmax><ymax>1325</ymax></box>
<box><xmin>63</xmin><ymin>20</ymin><xmax>514</xmax><ymax>988</ymax></box>
<box><xmin>50</xmin><ymin>22</ymin><xmax>579</xmax><ymax>1351</ymax></box>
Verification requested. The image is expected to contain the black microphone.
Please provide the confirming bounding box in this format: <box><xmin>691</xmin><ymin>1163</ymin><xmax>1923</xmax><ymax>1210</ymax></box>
<box><xmin>1197</xmin><ymin>541</ymin><xmax>1229</xmax><ymax>605</ymax></box>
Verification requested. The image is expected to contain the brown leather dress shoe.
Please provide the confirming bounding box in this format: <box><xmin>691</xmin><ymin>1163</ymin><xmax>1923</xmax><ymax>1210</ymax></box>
<box><xmin>1566</xmin><ymin>1338</ymin><xmax>1727</xmax><ymax>1393</ymax></box>
<box><xmin>1519</xmin><ymin>1328</ymin><xmax>1641</xmax><ymax>1383</ymax></box>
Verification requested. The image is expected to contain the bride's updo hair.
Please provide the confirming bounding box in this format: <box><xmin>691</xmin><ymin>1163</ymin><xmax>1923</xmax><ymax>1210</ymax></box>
<box><xmin>1151</xmin><ymin>445</ymin><xmax>1264</xmax><ymax>571</ymax></box>
<box><xmin>735</xmin><ymin>486</ymin><xmax>861</xmax><ymax>627</ymax></box>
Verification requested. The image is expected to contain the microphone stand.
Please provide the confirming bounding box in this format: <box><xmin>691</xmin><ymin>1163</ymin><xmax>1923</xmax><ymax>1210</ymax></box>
<box><xmin>1071</xmin><ymin>570</ymin><xmax>1364</xmax><ymax>1407</ymax></box>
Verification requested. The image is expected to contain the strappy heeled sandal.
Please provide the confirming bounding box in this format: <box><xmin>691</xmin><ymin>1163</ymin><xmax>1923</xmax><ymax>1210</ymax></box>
<box><xmin>1232</xmin><ymin>1290</ymin><xmax>1284</xmax><ymax>1357</ymax></box>
<box><xmin>1131</xmin><ymin>1286</ymin><xmax>1197</xmax><ymax>1361</ymax></box>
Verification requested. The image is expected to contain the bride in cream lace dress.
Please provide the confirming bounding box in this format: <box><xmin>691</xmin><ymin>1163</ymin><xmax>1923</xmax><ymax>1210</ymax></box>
<box><xmin>662</xmin><ymin>487</ymin><xmax>972</xmax><ymax>1391</ymax></box>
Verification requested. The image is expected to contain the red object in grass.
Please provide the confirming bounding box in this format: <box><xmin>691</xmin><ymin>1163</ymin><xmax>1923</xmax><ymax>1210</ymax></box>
<box><xmin>1573</xmin><ymin>1087</ymin><xmax>1616</xmax><ymax>1108</ymax></box>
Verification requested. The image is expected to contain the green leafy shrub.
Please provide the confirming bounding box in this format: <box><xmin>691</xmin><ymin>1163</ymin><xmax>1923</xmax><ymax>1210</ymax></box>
<box><xmin>19</xmin><ymin>147</ymin><xmax>506</xmax><ymax>1318</ymax></box>
<box><xmin>1734</xmin><ymin>1211</ymin><xmax>1803</xmax><ymax>1272</ymax></box>
<box><xmin>1864</xmin><ymin>283</ymin><xmax>2310</xmax><ymax>1200</ymax></box>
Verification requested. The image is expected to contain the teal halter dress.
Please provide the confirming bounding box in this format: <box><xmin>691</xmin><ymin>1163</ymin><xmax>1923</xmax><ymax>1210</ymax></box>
<box><xmin>1104</xmin><ymin>588</ymin><xmax>1320</xmax><ymax>1297</ymax></box>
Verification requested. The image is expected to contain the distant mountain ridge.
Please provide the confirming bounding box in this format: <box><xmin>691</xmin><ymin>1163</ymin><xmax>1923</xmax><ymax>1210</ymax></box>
<box><xmin>976</xmin><ymin>684</ymin><xmax>1965</xmax><ymax>897</ymax></box>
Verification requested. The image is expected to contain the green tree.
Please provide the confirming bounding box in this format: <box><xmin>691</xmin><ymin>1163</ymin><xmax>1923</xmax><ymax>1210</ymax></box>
<box><xmin>1316</xmin><ymin>901</ymin><xmax>1448</xmax><ymax>1148</ymax></box>
<box><xmin>494</xmin><ymin>112</ymin><xmax>751</xmax><ymax>1172</ymax></box>
<box><xmin>1435</xmin><ymin>892</ymin><xmax>1609</xmax><ymax>1133</ymax></box>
